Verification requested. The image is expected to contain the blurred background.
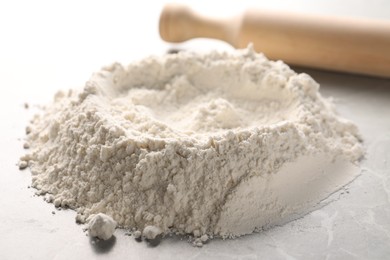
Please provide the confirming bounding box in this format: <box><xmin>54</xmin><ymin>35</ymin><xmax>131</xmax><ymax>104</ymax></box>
<box><xmin>0</xmin><ymin>0</ymin><xmax>389</xmax><ymax>104</ymax></box>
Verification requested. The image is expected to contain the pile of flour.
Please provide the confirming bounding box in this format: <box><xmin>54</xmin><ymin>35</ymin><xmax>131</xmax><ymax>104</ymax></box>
<box><xmin>21</xmin><ymin>46</ymin><xmax>363</xmax><ymax>243</ymax></box>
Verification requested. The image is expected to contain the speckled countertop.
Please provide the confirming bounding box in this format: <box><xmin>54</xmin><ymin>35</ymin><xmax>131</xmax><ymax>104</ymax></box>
<box><xmin>0</xmin><ymin>1</ymin><xmax>389</xmax><ymax>259</ymax></box>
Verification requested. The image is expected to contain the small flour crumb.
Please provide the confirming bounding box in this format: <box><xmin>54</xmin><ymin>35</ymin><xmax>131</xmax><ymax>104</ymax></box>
<box><xmin>18</xmin><ymin>160</ymin><xmax>28</xmax><ymax>170</ymax></box>
<box><xmin>193</xmin><ymin>238</ymin><xmax>204</xmax><ymax>247</ymax></box>
<box><xmin>143</xmin><ymin>225</ymin><xmax>162</xmax><ymax>240</ymax></box>
<box><xmin>133</xmin><ymin>230</ymin><xmax>142</xmax><ymax>239</ymax></box>
<box><xmin>21</xmin><ymin>46</ymin><xmax>363</xmax><ymax>243</ymax></box>
<box><xmin>25</xmin><ymin>126</ymin><xmax>31</xmax><ymax>135</ymax></box>
<box><xmin>88</xmin><ymin>213</ymin><xmax>117</xmax><ymax>240</ymax></box>
<box><xmin>200</xmin><ymin>234</ymin><xmax>209</xmax><ymax>242</ymax></box>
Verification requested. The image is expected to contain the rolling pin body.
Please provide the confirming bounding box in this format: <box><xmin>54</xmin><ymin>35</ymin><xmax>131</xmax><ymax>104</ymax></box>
<box><xmin>159</xmin><ymin>4</ymin><xmax>390</xmax><ymax>77</ymax></box>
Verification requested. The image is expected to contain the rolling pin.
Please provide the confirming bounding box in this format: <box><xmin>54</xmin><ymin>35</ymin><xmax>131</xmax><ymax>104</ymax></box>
<box><xmin>159</xmin><ymin>4</ymin><xmax>390</xmax><ymax>78</ymax></box>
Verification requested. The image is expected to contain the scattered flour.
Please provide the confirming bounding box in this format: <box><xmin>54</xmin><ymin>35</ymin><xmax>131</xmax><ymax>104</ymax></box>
<box><xmin>88</xmin><ymin>213</ymin><xmax>117</xmax><ymax>240</ymax></box>
<box><xmin>21</xmin><ymin>46</ymin><xmax>363</xmax><ymax>242</ymax></box>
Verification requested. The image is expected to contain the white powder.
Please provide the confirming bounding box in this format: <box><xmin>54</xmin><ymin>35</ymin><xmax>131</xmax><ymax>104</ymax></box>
<box><xmin>88</xmin><ymin>213</ymin><xmax>117</xmax><ymax>240</ymax></box>
<box><xmin>21</xmin><ymin>46</ymin><xmax>363</xmax><ymax>241</ymax></box>
<box><xmin>142</xmin><ymin>225</ymin><xmax>163</xmax><ymax>240</ymax></box>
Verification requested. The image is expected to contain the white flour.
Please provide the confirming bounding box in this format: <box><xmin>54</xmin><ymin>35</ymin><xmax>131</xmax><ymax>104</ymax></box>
<box><xmin>21</xmin><ymin>46</ymin><xmax>363</xmax><ymax>243</ymax></box>
<box><xmin>88</xmin><ymin>213</ymin><xmax>117</xmax><ymax>240</ymax></box>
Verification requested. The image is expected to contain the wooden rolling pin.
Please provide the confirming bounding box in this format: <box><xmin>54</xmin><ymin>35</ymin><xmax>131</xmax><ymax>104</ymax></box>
<box><xmin>159</xmin><ymin>4</ymin><xmax>390</xmax><ymax>78</ymax></box>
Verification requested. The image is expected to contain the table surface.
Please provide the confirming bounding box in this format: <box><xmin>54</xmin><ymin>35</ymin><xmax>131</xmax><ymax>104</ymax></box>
<box><xmin>0</xmin><ymin>1</ymin><xmax>389</xmax><ymax>259</ymax></box>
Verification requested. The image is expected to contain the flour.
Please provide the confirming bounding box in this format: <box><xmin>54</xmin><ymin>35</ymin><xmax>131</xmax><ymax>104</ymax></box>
<box><xmin>21</xmin><ymin>46</ymin><xmax>363</xmax><ymax>242</ymax></box>
<box><xmin>142</xmin><ymin>225</ymin><xmax>163</xmax><ymax>240</ymax></box>
<box><xmin>88</xmin><ymin>213</ymin><xmax>117</xmax><ymax>240</ymax></box>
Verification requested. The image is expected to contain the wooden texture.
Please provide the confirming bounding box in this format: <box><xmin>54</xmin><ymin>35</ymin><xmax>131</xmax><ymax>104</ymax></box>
<box><xmin>159</xmin><ymin>4</ymin><xmax>390</xmax><ymax>78</ymax></box>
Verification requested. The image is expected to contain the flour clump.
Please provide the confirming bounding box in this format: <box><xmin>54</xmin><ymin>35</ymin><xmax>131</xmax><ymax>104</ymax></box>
<box><xmin>143</xmin><ymin>225</ymin><xmax>163</xmax><ymax>240</ymax></box>
<box><xmin>88</xmin><ymin>213</ymin><xmax>117</xmax><ymax>240</ymax></box>
<box><xmin>22</xmin><ymin>46</ymin><xmax>363</xmax><ymax>240</ymax></box>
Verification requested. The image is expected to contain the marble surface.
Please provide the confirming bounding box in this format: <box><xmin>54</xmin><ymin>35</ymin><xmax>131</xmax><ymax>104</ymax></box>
<box><xmin>0</xmin><ymin>1</ymin><xmax>389</xmax><ymax>259</ymax></box>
